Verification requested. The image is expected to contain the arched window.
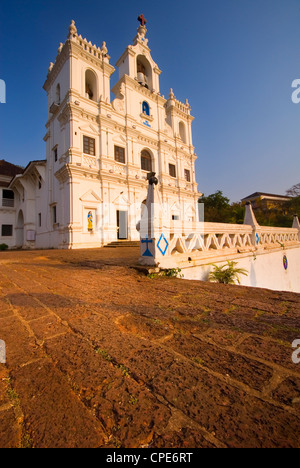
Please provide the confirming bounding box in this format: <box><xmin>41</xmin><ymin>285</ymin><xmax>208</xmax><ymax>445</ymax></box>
<box><xmin>141</xmin><ymin>150</ymin><xmax>152</xmax><ymax>172</ymax></box>
<box><xmin>136</xmin><ymin>55</ymin><xmax>152</xmax><ymax>90</ymax></box>
<box><xmin>85</xmin><ymin>69</ymin><xmax>97</xmax><ymax>102</ymax></box>
<box><xmin>179</xmin><ymin>121</ymin><xmax>187</xmax><ymax>144</ymax></box>
<box><xmin>142</xmin><ymin>101</ymin><xmax>150</xmax><ymax>116</ymax></box>
<box><xmin>137</xmin><ymin>60</ymin><xmax>148</xmax><ymax>88</ymax></box>
<box><xmin>137</xmin><ymin>61</ymin><xmax>146</xmax><ymax>75</ymax></box>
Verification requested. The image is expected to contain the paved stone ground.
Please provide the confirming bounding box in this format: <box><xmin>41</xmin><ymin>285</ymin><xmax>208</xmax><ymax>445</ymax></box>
<box><xmin>0</xmin><ymin>248</ymin><xmax>300</xmax><ymax>448</ymax></box>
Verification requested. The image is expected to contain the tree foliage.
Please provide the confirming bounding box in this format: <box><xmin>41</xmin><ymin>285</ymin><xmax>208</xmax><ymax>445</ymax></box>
<box><xmin>199</xmin><ymin>191</ymin><xmax>245</xmax><ymax>224</ymax></box>
<box><xmin>254</xmin><ymin>196</ymin><xmax>300</xmax><ymax>227</ymax></box>
<box><xmin>199</xmin><ymin>190</ymin><xmax>300</xmax><ymax>227</ymax></box>
<box><xmin>286</xmin><ymin>183</ymin><xmax>300</xmax><ymax>197</ymax></box>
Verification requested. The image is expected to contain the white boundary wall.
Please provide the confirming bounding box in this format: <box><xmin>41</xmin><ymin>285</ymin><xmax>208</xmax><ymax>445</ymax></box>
<box><xmin>181</xmin><ymin>246</ymin><xmax>300</xmax><ymax>293</ymax></box>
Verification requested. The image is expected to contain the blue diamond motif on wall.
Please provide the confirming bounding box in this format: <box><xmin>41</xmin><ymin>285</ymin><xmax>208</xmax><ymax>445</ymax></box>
<box><xmin>157</xmin><ymin>234</ymin><xmax>169</xmax><ymax>256</ymax></box>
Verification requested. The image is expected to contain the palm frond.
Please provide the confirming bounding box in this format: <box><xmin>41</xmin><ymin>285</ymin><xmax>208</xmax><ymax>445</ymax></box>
<box><xmin>209</xmin><ymin>260</ymin><xmax>248</xmax><ymax>285</ymax></box>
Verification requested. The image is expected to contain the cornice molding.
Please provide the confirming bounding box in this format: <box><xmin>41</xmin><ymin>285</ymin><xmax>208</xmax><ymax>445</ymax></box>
<box><xmin>43</xmin><ymin>42</ymin><xmax>71</xmax><ymax>91</ymax></box>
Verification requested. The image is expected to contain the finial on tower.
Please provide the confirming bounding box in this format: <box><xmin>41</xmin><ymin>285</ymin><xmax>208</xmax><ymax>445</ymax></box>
<box><xmin>68</xmin><ymin>20</ymin><xmax>77</xmax><ymax>38</ymax></box>
<box><xmin>134</xmin><ymin>14</ymin><xmax>148</xmax><ymax>45</ymax></box>
<box><xmin>138</xmin><ymin>14</ymin><xmax>147</xmax><ymax>27</ymax></box>
<box><xmin>48</xmin><ymin>62</ymin><xmax>54</xmax><ymax>74</ymax></box>
<box><xmin>101</xmin><ymin>41</ymin><xmax>108</xmax><ymax>55</ymax></box>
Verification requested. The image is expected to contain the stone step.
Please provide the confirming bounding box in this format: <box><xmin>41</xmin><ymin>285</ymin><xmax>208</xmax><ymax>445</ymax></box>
<box><xmin>104</xmin><ymin>241</ymin><xmax>140</xmax><ymax>248</ymax></box>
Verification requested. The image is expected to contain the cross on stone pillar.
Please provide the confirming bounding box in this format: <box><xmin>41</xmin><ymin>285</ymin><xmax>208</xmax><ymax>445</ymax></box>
<box><xmin>138</xmin><ymin>172</ymin><xmax>171</xmax><ymax>267</ymax></box>
<box><xmin>141</xmin><ymin>238</ymin><xmax>153</xmax><ymax>257</ymax></box>
<box><xmin>138</xmin><ymin>14</ymin><xmax>147</xmax><ymax>27</ymax></box>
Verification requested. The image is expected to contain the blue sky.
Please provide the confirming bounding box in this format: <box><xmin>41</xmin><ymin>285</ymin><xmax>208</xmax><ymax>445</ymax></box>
<box><xmin>0</xmin><ymin>0</ymin><xmax>300</xmax><ymax>202</ymax></box>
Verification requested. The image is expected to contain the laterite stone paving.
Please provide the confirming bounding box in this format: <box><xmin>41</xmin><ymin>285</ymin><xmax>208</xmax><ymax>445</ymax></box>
<box><xmin>0</xmin><ymin>248</ymin><xmax>299</xmax><ymax>448</ymax></box>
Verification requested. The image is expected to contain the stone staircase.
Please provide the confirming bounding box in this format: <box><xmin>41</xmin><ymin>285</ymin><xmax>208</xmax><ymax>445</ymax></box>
<box><xmin>104</xmin><ymin>240</ymin><xmax>140</xmax><ymax>249</ymax></box>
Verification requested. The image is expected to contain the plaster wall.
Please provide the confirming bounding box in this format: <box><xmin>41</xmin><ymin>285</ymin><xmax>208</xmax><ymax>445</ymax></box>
<box><xmin>182</xmin><ymin>246</ymin><xmax>300</xmax><ymax>293</ymax></box>
<box><xmin>0</xmin><ymin>209</ymin><xmax>16</xmax><ymax>248</ymax></box>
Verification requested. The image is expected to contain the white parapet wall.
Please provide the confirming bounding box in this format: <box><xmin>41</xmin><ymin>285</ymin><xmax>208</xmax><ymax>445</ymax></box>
<box><xmin>138</xmin><ymin>182</ymin><xmax>300</xmax><ymax>292</ymax></box>
<box><xmin>181</xmin><ymin>244</ymin><xmax>300</xmax><ymax>293</ymax></box>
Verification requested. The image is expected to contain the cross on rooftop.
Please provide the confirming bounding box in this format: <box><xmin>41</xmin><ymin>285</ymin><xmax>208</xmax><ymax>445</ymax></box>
<box><xmin>138</xmin><ymin>14</ymin><xmax>147</xmax><ymax>27</ymax></box>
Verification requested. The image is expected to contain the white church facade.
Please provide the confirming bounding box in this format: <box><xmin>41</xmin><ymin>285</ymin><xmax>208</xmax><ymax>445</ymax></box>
<box><xmin>8</xmin><ymin>17</ymin><xmax>200</xmax><ymax>249</ymax></box>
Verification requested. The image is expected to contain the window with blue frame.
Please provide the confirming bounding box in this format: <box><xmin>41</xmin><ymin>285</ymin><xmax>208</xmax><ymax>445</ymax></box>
<box><xmin>142</xmin><ymin>101</ymin><xmax>150</xmax><ymax>116</ymax></box>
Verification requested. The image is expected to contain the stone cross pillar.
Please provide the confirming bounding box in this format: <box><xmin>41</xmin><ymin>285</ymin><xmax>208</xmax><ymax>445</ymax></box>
<box><xmin>138</xmin><ymin>173</ymin><xmax>170</xmax><ymax>266</ymax></box>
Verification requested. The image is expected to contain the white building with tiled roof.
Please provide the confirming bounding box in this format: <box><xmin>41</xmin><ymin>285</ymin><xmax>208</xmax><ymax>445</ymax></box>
<box><xmin>0</xmin><ymin>160</ymin><xmax>23</xmax><ymax>248</ymax></box>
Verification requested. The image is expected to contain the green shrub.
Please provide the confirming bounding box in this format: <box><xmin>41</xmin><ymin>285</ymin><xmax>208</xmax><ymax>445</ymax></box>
<box><xmin>148</xmin><ymin>268</ymin><xmax>183</xmax><ymax>279</ymax></box>
<box><xmin>0</xmin><ymin>244</ymin><xmax>9</xmax><ymax>251</ymax></box>
<box><xmin>209</xmin><ymin>260</ymin><xmax>248</xmax><ymax>285</ymax></box>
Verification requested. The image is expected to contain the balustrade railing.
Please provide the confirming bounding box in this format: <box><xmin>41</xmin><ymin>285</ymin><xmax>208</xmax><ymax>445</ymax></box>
<box><xmin>168</xmin><ymin>222</ymin><xmax>255</xmax><ymax>256</ymax></box>
<box><xmin>139</xmin><ymin>179</ymin><xmax>300</xmax><ymax>268</ymax></box>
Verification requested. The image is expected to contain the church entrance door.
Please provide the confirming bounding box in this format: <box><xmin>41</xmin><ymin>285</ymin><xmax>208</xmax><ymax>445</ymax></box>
<box><xmin>117</xmin><ymin>210</ymin><xmax>128</xmax><ymax>240</ymax></box>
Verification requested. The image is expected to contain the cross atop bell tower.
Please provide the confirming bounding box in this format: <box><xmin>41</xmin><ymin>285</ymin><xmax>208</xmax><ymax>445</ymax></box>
<box><xmin>138</xmin><ymin>14</ymin><xmax>147</xmax><ymax>27</ymax></box>
<box><xmin>134</xmin><ymin>14</ymin><xmax>148</xmax><ymax>47</ymax></box>
<box><xmin>114</xmin><ymin>14</ymin><xmax>162</xmax><ymax>94</ymax></box>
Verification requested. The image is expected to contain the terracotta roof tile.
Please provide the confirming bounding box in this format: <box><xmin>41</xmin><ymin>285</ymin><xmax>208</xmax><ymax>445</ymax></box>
<box><xmin>0</xmin><ymin>160</ymin><xmax>24</xmax><ymax>177</ymax></box>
